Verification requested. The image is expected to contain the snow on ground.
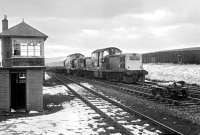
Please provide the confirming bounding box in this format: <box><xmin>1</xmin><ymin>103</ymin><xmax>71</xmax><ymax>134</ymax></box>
<box><xmin>80</xmin><ymin>82</ymin><xmax>94</xmax><ymax>89</ymax></box>
<box><xmin>0</xmin><ymin>77</ymin><xmax>120</xmax><ymax>135</ymax></box>
<box><xmin>0</xmin><ymin>86</ymin><xmax>118</xmax><ymax>135</ymax></box>
<box><xmin>0</xmin><ymin>100</ymin><xmax>102</xmax><ymax>135</ymax></box>
<box><xmin>144</xmin><ymin>63</ymin><xmax>200</xmax><ymax>85</ymax></box>
<box><xmin>45</xmin><ymin>72</ymin><xmax>51</xmax><ymax>80</ymax></box>
<box><xmin>43</xmin><ymin>85</ymin><xmax>69</xmax><ymax>95</ymax></box>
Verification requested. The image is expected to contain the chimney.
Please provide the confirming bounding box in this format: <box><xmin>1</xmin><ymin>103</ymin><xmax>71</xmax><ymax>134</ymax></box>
<box><xmin>2</xmin><ymin>15</ymin><xmax>8</xmax><ymax>32</ymax></box>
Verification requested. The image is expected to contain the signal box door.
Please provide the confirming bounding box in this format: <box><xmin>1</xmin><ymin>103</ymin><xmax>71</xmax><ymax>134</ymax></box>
<box><xmin>10</xmin><ymin>72</ymin><xmax>26</xmax><ymax>110</ymax></box>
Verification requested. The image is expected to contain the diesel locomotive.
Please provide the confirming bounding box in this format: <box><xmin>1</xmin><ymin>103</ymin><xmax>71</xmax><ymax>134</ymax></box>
<box><xmin>64</xmin><ymin>47</ymin><xmax>148</xmax><ymax>83</ymax></box>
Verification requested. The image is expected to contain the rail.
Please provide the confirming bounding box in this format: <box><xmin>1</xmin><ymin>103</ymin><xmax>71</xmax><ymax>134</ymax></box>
<box><xmin>53</xmin><ymin>73</ymin><xmax>184</xmax><ymax>135</ymax></box>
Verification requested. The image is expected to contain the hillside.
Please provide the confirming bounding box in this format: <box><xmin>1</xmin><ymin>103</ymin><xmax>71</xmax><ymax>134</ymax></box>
<box><xmin>45</xmin><ymin>56</ymin><xmax>66</xmax><ymax>67</ymax></box>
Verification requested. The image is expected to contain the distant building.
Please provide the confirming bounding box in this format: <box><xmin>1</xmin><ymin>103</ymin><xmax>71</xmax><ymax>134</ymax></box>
<box><xmin>142</xmin><ymin>47</ymin><xmax>200</xmax><ymax>64</ymax></box>
<box><xmin>0</xmin><ymin>15</ymin><xmax>48</xmax><ymax>113</ymax></box>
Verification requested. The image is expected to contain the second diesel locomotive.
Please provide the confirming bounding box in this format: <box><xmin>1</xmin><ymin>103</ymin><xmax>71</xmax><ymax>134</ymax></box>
<box><xmin>64</xmin><ymin>47</ymin><xmax>148</xmax><ymax>83</ymax></box>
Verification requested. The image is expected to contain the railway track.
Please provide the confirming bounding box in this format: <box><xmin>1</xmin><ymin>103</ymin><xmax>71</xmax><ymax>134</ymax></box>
<box><xmin>131</xmin><ymin>82</ymin><xmax>200</xmax><ymax>106</ymax></box>
<box><xmin>115</xmin><ymin>82</ymin><xmax>200</xmax><ymax>106</ymax></box>
<box><xmin>138</xmin><ymin>81</ymin><xmax>200</xmax><ymax>105</ymax></box>
<box><xmin>144</xmin><ymin>80</ymin><xmax>200</xmax><ymax>99</ymax></box>
<box><xmin>71</xmin><ymin>76</ymin><xmax>200</xmax><ymax>106</ymax></box>
<box><xmin>53</xmin><ymin>73</ymin><xmax>183</xmax><ymax>135</ymax></box>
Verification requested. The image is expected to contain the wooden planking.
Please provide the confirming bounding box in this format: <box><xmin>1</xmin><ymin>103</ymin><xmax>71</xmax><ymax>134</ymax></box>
<box><xmin>0</xmin><ymin>70</ymin><xmax>10</xmax><ymax>112</ymax></box>
<box><xmin>26</xmin><ymin>69</ymin><xmax>43</xmax><ymax>111</ymax></box>
<box><xmin>2</xmin><ymin>37</ymin><xmax>12</xmax><ymax>67</ymax></box>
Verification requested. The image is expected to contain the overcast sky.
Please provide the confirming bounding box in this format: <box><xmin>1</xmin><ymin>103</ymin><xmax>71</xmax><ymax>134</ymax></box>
<box><xmin>0</xmin><ymin>0</ymin><xmax>200</xmax><ymax>57</ymax></box>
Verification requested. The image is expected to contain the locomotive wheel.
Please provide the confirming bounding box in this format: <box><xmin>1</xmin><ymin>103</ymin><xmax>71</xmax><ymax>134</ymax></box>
<box><xmin>182</xmin><ymin>90</ymin><xmax>189</xmax><ymax>98</ymax></box>
<box><xmin>152</xmin><ymin>88</ymin><xmax>160</xmax><ymax>97</ymax></box>
<box><xmin>170</xmin><ymin>91</ymin><xmax>179</xmax><ymax>99</ymax></box>
<box><xmin>105</xmin><ymin>72</ymin><xmax>110</xmax><ymax>81</ymax></box>
<box><xmin>110</xmin><ymin>72</ymin><xmax>120</xmax><ymax>82</ymax></box>
<box><xmin>152</xmin><ymin>89</ymin><xmax>157</xmax><ymax>96</ymax></box>
<box><xmin>139</xmin><ymin>75</ymin><xmax>145</xmax><ymax>83</ymax></box>
<box><xmin>122</xmin><ymin>76</ymin><xmax>133</xmax><ymax>83</ymax></box>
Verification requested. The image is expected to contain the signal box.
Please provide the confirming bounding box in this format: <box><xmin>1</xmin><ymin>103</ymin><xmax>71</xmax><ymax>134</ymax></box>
<box><xmin>0</xmin><ymin>15</ymin><xmax>48</xmax><ymax>112</ymax></box>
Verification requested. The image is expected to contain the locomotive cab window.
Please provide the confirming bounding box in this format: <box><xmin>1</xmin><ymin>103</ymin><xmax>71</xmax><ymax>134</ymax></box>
<box><xmin>12</xmin><ymin>38</ymin><xmax>44</xmax><ymax>57</ymax></box>
<box><xmin>129</xmin><ymin>54</ymin><xmax>140</xmax><ymax>60</ymax></box>
<box><xmin>103</xmin><ymin>51</ymin><xmax>109</xmax><ymax>57</ymax></box>
<box><xmin>109</xmin><ymin>48</ymin><xmax>121</xmax><ymax>55</ymax></box>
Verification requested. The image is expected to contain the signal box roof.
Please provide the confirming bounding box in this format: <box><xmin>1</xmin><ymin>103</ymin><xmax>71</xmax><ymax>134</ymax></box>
<box><xmin>0</xmin><ymin>21</ymin><xmax>48</xmax><ymax>39</ymax></box>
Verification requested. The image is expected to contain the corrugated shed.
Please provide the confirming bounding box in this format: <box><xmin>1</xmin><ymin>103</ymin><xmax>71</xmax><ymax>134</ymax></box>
<box><xmin>143</xmin><ymin>47</ymin><xmax>200</xmax><ymax>64</ymax></box>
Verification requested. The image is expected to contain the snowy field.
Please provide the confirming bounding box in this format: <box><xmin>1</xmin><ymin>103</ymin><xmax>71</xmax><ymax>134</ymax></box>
<box><xmin>0</xmin><ymin>98</ymin><xmax>117</xmax><ymax>135</ymax></box>
<box><xmin>143</xmin><ymin>63</ymin><xmax>200</xmax><ymax>85</ymax></box>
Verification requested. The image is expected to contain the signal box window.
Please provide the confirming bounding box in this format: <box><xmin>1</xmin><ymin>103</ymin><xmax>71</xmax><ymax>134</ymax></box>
<box><xmin>12</xmin><ymin>39</ymin><xmax>43</xmax><ymax>57</ymax></box>
<box><xmin>14</xmin><ymin>44</ymin><xmax>20</xmax><ymax>56</ymax></box>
